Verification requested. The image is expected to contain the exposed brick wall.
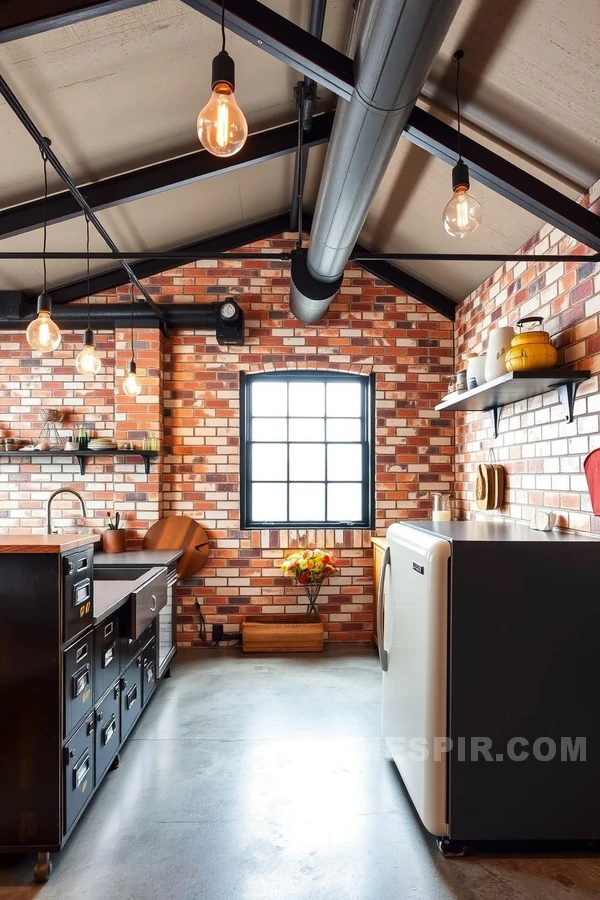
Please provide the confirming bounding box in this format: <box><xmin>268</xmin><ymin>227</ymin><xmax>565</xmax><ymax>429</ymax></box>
<box><xmin>0</xmin><ymin>232</ymin><xmax>453</xmax><ymax>642</ymax></box>
<box><xmin>454</xmin><ymin>180</ymin><xmax>600</xmax><ymax>533</ymax></box>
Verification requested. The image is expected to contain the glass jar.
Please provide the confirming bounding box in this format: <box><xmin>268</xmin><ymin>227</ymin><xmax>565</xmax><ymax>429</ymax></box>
<box><xmin>432</xmin><ymin>493</ymin><xmax>451</xmax><ymax>522</ymax></box>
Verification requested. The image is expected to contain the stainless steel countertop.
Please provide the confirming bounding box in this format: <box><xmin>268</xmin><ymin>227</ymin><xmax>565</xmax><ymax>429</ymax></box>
<box><xmin>94</xmin><ymin>548</ymin><xmax>184</xmax><ymax>566</ymax></box>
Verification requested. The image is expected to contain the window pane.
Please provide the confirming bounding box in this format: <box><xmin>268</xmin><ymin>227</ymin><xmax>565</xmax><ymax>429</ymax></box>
<box><xmin>288</xmin><ymin>417</ymin><xmax>325</xmax><ymax>442</ymax></box>
<box><xmin>327</xmin><ymin>444</ymin><xmax>362</xmax><ymax>481</ymax></box>
<box><xmin>252</xmin><ymin>483</ymin><xmax>287</xmax><ymax>521</ymax></box>
<box><xmin>289</xmin><ymin>483</ymin><xmax>325</xmax><ymax>521</ymax></box>
<box><xmin>328</xmin><ymin>483</ymin><xmax>362</xmax><ymax>521</ymax></box>
<box><xmin>289</xmin><ymin>443</ymin><xmax>325</xmax><ymax>481</ymax></box>
<box><xmin>252</xmin><ymin>444</ymin><xmax>287</xmax><ymax>481</ymax></box>
<box><xmin>327</xmin><ymin>381</ymin><xmax>361</xmax><ymax>417</ymax></box>
<box><xmin>326</xmin><ymin>418</ymin><xmax>361</xmax><ymax>442</ymax></box>
<box><xmin>289</xmin><ymin>382</ymin><xmax>325</xmax><ymax>417</ymax></box>
<box><xmin>252</xmin><ymin>417</ymin><xmax>287</xmax><ymax>441</ymax></box>
<box><xmin>251</xmin><ymin>381</ymin><xmax>287</xmax><ymax>416</ymax></box>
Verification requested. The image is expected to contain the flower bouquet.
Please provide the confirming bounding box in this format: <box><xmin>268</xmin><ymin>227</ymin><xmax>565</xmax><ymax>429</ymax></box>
<box><xmin>281</xmin><ymin>548</ymin><xmax>341</xmax><ymax>615</ymax></box>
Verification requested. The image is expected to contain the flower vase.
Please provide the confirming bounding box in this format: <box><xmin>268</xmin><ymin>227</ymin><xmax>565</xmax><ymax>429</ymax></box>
<box><xmin>303</xmin><ymin>581</ymin><xmax>323</xmax><ymax>615</ymax></box>
<box><xmin>102</xmin><ymin>530</ymin><xmax>126</xmax><ymax>553</ymax></box>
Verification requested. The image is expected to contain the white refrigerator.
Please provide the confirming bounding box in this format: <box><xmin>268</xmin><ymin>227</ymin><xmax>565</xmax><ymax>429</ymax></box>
<box><xmin>378</xmin><ymin>522</ymin><xmax>450</xmax><ymax>837</ymax></box>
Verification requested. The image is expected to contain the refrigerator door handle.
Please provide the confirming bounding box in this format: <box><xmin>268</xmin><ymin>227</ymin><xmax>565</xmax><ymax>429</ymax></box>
<box><xmin>377</xmin><ymin>546</ymin><xmax>390</xmax><ymax>672</ymax></box>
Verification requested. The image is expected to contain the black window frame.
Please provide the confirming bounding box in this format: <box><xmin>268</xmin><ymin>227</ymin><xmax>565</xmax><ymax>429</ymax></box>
<box><xmin>240</xmin><ymin>370</ymin><xmax>375</xmax><ymax>530</ymax></box>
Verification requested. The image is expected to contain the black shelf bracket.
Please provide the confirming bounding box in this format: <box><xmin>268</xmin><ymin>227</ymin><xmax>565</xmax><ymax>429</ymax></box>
<box><xmin>557</xmin><ymin>382</ymin><xmax>579</xmax><ymax>424</ymax></box>
<box><xmin>75</xmin><ymin>454</ymin><xmax>86</xmax><ymax>476</ymax></box>
<box><xmin>489</xmin><ymin>407</ymin><xmax>502</xmax><ymax>439</ymax></box>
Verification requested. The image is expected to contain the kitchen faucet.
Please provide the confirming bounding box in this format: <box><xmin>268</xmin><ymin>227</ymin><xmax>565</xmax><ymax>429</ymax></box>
<box><xmin>46</xmin><ymin>488</ymin><xmax>87</xmax><ymax>535</ymax></box>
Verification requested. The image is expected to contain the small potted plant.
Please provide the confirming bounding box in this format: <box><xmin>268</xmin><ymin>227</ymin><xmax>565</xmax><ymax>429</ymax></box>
<box><xmin>102</xmin><ymin>511</ymin><xmax>126</xmax><ymax>553</ymax></box>
<box><xmin>242</xmin><ymin>548</ymin><xmax>340</xmax><ymax>652</ymax></box>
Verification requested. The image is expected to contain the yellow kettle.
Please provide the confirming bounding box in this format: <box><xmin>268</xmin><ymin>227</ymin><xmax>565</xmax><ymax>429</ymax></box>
<box><xmin>505</xmin><ymin>317</ymin><xmax>558</xmax><ymax>372</ymax></box>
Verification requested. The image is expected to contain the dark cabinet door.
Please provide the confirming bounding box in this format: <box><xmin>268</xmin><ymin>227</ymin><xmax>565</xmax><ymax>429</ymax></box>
<box><xmin>64</xmin><ymin>713</ymin><xmax>95</xmax><ymax>835</ymax></box>
<box><xmin>120</xmin><ymin>656</ymin><xmax>142</xmax><ymax>742</ymax></box>
<box><xmin>63</xmin><ymin>548</ymin><xmax>94</xmax><ymax>642</ymax></box>
<box><xmin>95</xmin><ymin>681</ymin><xmax>120</xmax><ymax>784</ymax></box>
<box><xmin>142</xmin><ymin>637</ymin><xmax>157</xmax><ymax>707</ymax></box>
<box><xmin>94</xmin><ymin>613</ymin><xmax>120</xmax><ymax>701</ymax></box>
<box><xmin>64</xmin><ymin>631</ymin><xmax>94</xmax><ymax>739</ymax></box>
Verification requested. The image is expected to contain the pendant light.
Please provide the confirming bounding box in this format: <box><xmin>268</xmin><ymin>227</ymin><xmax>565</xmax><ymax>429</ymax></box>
<box><xmin>75</xmin><ymin>215</ymin><xmax>101</xmax><ymax>376</ymax></box>
<box><xmin>442</xmin><ymin>50</ymin><xmax>482</xmax><ymax>239</ymax></box>
<box><xmin>122</xmin><ymin>283</ymin><xmax>142</xmax><ymax>397</ymax></box>
<box><xmin>26</xmin><ymin>146</ymin><xmax>62</xmax><ymax>352</ymax></box>
<box><xmin>196</xmin><ymin>0</ymin><xmax>248</xmax><ymax>157</ymax></box>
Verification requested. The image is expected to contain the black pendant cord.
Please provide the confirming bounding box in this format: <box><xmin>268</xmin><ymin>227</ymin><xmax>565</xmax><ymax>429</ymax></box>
<box><xmin>129</xmin><ymin>281</ymin><xmax>136</xmax><ymax>366</ymax></box>
<box><xmin>221</xmin><ymin>0</ymin><xmax>226</xmax><ymax>52</ymax></box>
<box><xmin>454</xmin><ymin>51</ymin><xmax>462</xmax><ymax>162</ymax></box>
<box><xmin>85</xmin><ymin>214</ymin><xmax>91</xmax><ymax>331</ymax></box>
<box><xmin>296</xmin><ymin>101</ymin><xmax>304</xmax><ymax>250</ymax></box>
<box><xmin>40</xmin><ymin>147</ymin><xmax>48</xmax><ymax>293</ymax></box>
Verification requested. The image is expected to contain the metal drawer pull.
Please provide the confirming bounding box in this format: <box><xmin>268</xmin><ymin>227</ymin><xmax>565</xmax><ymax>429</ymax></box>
<box><xmin>73</xmin><ymin>665</ymin><xmax>90</xmax><ymax>698</ymax></box>
<box><xmin>126</xmin><ymin>684</ymin><xmax>138</xmax><ymax>710</ymax></box>
<box><xmin>73</xmin><ymin>753</ymin><xmax>90</xmax><ymax>789</ymax></box>
<box><xmin>103</xmin><ymin>621</ymin><xmax>114</xmax><ymax>638</ymax></box>
<box><xmin>75</xmin><ymin>643</ymin><xmax>88</xmax><ymax>663</ymax></box>
<box><xmin>102</xmin><ymin>643</ymin><xmax>115</xmax><ymax>668</ymax></box>
<box><xmin>150</xmin><ymin>594</ymin><xmax>157</xmax><ymax>611</ymax></box>
<box><xmin>77</xmin><ymin>558</ymin><xmax>88</xmax><ymax>571</ymax></box>
<box><xmin>102</xmin><ymin>716</ymin><xmax>117</xmax><ymax>746</ymax></box>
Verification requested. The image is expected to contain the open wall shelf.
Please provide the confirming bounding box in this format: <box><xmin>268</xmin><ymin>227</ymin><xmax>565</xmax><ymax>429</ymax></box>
<box><xmin>435</xmin><ymin>368</ymin><xmax>591</xmax><ymax>438</ymax></box>
<box><xmin>0</xmin><ymin>450</ymin><xmax>159</xmax><ymax>475</ymax></box>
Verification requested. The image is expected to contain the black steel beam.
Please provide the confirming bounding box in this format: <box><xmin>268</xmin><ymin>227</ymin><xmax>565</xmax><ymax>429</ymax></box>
<box><xmin>353</xmin><ymin>245</ymin><xmax>456</xmax><ymax>321</ymax></box>
<box><xmin>180</xmin><ymin>0</ymin><xmax>354</xmax><ymax>100</ymax></box>
<box><xmin>404</xmin><ymin>106</ymin><xmax>600</xmax><ymax>254</ymax></box>
<box><xmin>27</xmin><ymin>214</ymin><xmax>291</xmax><ymax>305</ymax></box>
<box><xmin>0</xmin><ymin>0</ymin><xmax>154</xmax><ymax>43</ymax></box>
<box><xmin>0</xmin><ymin>112</ymin><xmax>334</xmax><ymax>240</ymax></box>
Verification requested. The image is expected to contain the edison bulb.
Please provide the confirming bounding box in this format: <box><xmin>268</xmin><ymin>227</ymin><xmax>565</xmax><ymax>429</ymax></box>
<box><xmin>443</xmin><ymin>187</ymin><xmax>482</xmax><ymax>238</ymax></box>
<box><xmin>123</xmin><ymin>361</ymin><xmax>142</xmax><ymax>397</ymax></box>
<box><xmin>76</xmin><ymin>331</ymin><xmax>101</xmax><ymax>376</ymax></box>
<box><xmin>26</xmin><ymin>310</ymin><xmax>62</xmax><ymax>352</ymax></box>
<box><xmin>197</xmin><ymin>82</ymin><xmax>248</xmax><ymax>157</ymax></box>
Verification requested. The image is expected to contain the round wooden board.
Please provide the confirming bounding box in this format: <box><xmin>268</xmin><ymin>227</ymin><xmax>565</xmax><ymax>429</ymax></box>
<box><xmin>143</xmin><ymin>515</ymin><xmax>210</xmax><ymax>578</ymax></box>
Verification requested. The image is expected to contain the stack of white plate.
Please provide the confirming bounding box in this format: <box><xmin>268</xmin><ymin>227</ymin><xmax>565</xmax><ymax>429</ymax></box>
<box><xmin>88</xmin><ymin>438</ymin><xmax>117</xmax><ymax>451</ymax></box>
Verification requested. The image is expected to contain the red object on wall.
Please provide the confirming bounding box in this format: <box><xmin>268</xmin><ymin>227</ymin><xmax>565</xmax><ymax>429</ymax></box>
<box><xmin>584</xmin><ymin>449</ymin><xmax>600</xmax><ymax>515</ymax></box>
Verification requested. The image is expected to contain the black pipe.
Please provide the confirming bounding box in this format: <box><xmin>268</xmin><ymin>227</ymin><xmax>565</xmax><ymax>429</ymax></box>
<box><xmin>0</xmin><ymin>300</ymin><xmax>245</xmax><ymax>345</ymax></box>
<box><xmin>289</xmin><ymin>0</ymin><xmax>327</xmax><ymax>233</ymax></box>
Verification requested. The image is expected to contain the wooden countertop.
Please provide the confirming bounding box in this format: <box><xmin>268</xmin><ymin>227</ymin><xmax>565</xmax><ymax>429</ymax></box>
<box><xmin>371</xmin><ymin>536</ymin><xmax>387</xmax><ymax>550</ymax></box>
<box><xmin>0</xmin><ymin>534</ymin><xmax>100</xmax><ymax>554</ymax></box>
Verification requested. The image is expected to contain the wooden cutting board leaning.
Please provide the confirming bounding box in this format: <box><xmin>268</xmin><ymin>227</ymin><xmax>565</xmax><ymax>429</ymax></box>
<box><xmin>143</xmin><ymin>515</ymin><xmax>210</xmax><ymax>578</ymax></box>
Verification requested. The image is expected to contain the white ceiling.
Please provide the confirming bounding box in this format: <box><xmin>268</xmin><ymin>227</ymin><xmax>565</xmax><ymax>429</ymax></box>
<box><xmin>0</xmin><ymin>0</ymin><xmax>598</xmax><ymax>305</ymax></box>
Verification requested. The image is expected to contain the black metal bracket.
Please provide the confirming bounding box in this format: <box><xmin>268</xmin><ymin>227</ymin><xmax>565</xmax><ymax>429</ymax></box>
<box><xmin>489</xmin><ymin>407</ymin><xmax>502</xmax><ymax>439</ymax></box>
<box><xmin>557</xmin><ymin>382</ymin><xmax>580</xmax><ymax>424</ymax></box>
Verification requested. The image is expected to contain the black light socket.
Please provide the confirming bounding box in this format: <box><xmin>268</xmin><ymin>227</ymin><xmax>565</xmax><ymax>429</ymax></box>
<box><xmin>128</xmin><ymin>359</ymin><xmax>137</xmax><ymax>375</ymax></box>
<box><xmin>211</xmin><ymin>50</ymin><xmax>235</xmax><ymax>91</ymax></box>
<box><xmin>83</xmin><ymin>328</ymin><xmax>95</xmax><ymax>347</ymax></box>
<box><xmin>452</xmin><ymin>160</ymin><xmax>470</xmax><ymax>192</ymax></box>
<box><xmin>36</xmin><ymin>291</ymin><xmax>53</xmax><ymax>315</ymax></box>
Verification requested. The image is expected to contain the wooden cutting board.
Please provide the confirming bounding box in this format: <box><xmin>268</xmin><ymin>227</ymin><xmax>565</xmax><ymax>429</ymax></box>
<box><xmin>143</xmin><ymin>515</ymin><xmax>210</xmax><ymax>578</ymax></box>
<box><xmin>584</xmin><ymin>449</ymin><xmax>600</xmax><ymax>515</ymax></box>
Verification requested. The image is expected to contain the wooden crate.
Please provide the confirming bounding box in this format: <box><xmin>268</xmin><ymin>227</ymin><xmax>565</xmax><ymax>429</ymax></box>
<box><xmin>242</xmin><ymin>614</ymin><xmax>324</xmax><ymax>653</ymax></box>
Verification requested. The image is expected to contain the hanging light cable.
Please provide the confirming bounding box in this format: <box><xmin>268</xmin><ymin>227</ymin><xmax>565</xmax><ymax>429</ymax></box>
<box><xmin>196</xmin><ymin>0</ymin><xmax>248</xmax><ymax>157</ymax></box>
<box><xmin>26</xmin><ymin>144</ymin><xmax>62</xmax><ymax>352</ymax></box>
<box><xmin>442</xmin><ymin>50</ymin><xmax>482</xmax><ymax>238</ymax></box>
<box><xmin>122</xmin><ymin>282</ymin><xmax>142</xmax><ymax>397</ymax></box>
<box><xmin>75</xmin><ymin>215</ymin><xmax>102</xmax><ymax>376</ymax></box>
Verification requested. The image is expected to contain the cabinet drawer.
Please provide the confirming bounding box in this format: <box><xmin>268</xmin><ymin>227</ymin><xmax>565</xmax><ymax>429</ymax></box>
<box><xmin>63</xmin><ymin>713</ymin><xmax>95</xmax><ymax>835</ymax></box>
<box><xmin>128</xmin><ymin>568</ymin><xmax>167</xmax><ymax>639</ymax></box>
<box><xmin>95</xmin><ymin>681</ymin><xmax>120</xmax><ymax>784</ymax></box>
<box><xmin>63</xmin><ymin>547</ymin><xmax>94</xmax><ymax>642</ymax></box>
<box><xmin>64</xmin><ymin>632</ymin><xmax>94</xmax><ymax>739</ymax></box>
<box><xmin>94</xmin><ymin>613</ymin><xmax>120</xmax><ymax>701</ymax></box>
<box><xmin>120</xmin><ymin>656</ymin><xmax>143</xmax><ymax>742</ymax></box>
<box><xmin>142</xmin><ymin>637</ymin><xmax>157</xmax><ymax>707</ymax></box>
<box><xmin>121</xmin><ymin>617</ymin><xmax>156</xmax><ymax>669</ymax></box>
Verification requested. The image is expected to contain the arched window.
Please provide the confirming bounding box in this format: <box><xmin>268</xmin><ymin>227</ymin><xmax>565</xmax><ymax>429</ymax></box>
<box><xmin>240</xmin><ymin>371</ymin><xmax>375</xmax><ymax>528</ymax></box>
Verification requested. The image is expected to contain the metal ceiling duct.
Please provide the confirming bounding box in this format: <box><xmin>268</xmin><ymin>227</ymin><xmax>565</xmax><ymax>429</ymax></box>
<box><xmin>290</xmin><ymin>0</ymin><xmax>462</xmax><ymax>323</ymax></box>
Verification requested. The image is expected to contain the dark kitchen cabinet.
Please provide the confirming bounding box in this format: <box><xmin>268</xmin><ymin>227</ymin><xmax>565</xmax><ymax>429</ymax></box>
<box><xmin>0</xmin><ymin>539</ymin><xmax>163</xmax><ymax>884</ymax></box>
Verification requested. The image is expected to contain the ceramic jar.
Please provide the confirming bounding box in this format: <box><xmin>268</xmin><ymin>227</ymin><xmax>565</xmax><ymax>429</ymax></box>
<box><xmin>102</xmin><ymin>530</ymin><xmax>126</xmax><ymax>553</ymax></box>
<box><xmin>485</xmin><ymin>326</ymin><xmax>514</xmax><ymax>383</ymax></box>
<box><xmin>505</xmin><ymin>317</ymin><xmax>558</xmax><ymax>372</ymax></box>
<box><xmin>466</xmin><ymin>354</ymin><xmax>487</xmax><ymax>389</ymax></box>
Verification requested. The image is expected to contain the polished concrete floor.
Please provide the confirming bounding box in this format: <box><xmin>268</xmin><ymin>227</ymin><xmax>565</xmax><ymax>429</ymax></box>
<box><xmin>1</xmin><ymin>646</ymin><xmax>600</xmax><ymax>899</ymax></box>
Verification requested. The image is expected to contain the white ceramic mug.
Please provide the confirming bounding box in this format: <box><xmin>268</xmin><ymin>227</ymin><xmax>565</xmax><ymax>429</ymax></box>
<box><xmin>466</xmin><ymin>354</ymin><xmax>487</xmax><ymax>389</ymax></box>
<box><xmin>485</xmin><ymin>326</ymin><xmax>514</xmax><ymax>383</ymax></box>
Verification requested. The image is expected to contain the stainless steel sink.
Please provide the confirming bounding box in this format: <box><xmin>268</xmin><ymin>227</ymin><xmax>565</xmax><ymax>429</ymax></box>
<box><xmin>93</xmin><ymin>565</ymin><xmax>167</xmax><ymax>638</ymax></box>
